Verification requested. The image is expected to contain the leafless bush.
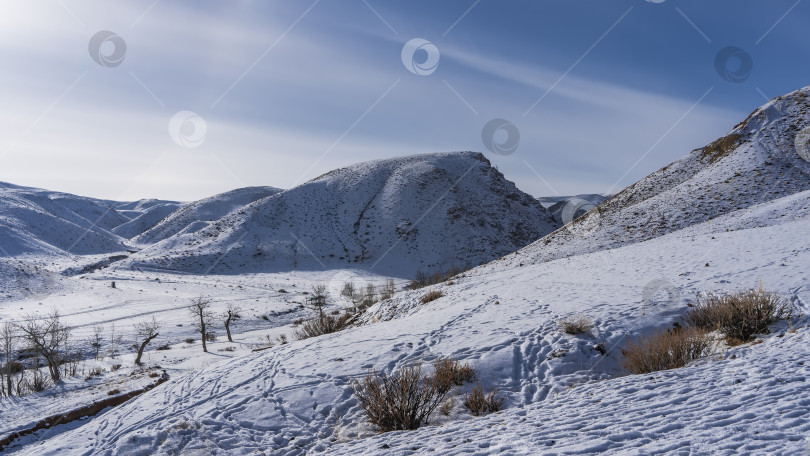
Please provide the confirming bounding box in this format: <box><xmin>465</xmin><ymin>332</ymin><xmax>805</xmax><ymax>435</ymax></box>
<box><xmin>621</xmin><ymin>327</ymin><xmax>712</xmax><ymax>374</ymax></box>
<box><xmin>558</xmin><ymin>314</ymin><xmax>594</xmax><ymax>335</ymax></box>
<box><xmin>85</xmin><ymin>366</ymin><xmax>104</xmax><ymax>380</ymax></box>
<box><xmin>684</xmin><ymin>289</ymin><xmax>796</xmax><ymax>343</ymax></box>
<box><xmin>409</xmin><ymin>265</ymin><xmax>470</xmax><ymax>290</ymax></box>
<box><xmin>463</xmin><ymin>384</ymin><xmax>504</xmax><ymax>416</ymax></box>
<box><xmin>439</xmin><ymin>397</ymin><xmax>455</xmax><ymax>416</ymax></box>
<box><xmin>351</xmin><ymin>364</ymin><xmax>446</xmax><ymax>432</ymax></box>
<box><xmin>294</xmin><ymin>313</ymin><xmax>353</xmax><ymax>340</ymax></box>
<box><xmin>431</xmin><ymin>357</ymin><xmax>476</xmax><ymax>394</ymax></box>
<box><xmin>420</xmin><ymin>290</ymin><xmax>444</xmax><ymax>304</ymax></box>
<box><xmin>25</xmin><ymin>366</ymin><xmax>50</xmax><ymax>393</ymax></box>
<box><xmin>379</xmin><ymin>279</ymin><xmax>396</xmax><ymax>301</ymax></box>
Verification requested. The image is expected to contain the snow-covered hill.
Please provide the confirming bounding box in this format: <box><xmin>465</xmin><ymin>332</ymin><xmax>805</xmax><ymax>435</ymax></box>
<box><xmin>125</xmin><ymin>152</ymin><xmax>559</xmax><ymax>276</ymax></box>
<box><xmin>540</xmin><ymin>193</ymin><xmax>609</xmax><ymax>225</ymax></box>
<box><xmin>111</xmin><ymin>199</ymin><xmax>184</xmax><ymax>240</ymax></box>
<box><xmin>132</xmin><ymin>187</ymin><xmax>282</xmax><ymax>245</ymax></box>
<box><xmin>505</xmin><ymin>86</ymin><xmax>810</xmax><ymax>268</ymax></box>
<box><xmin>0</xmin><ymin>182</ymin><xmax>131</xmax><ymax>257</ymax></box>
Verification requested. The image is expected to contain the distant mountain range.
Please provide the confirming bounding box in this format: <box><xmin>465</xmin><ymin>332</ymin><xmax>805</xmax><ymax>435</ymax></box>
<box><xmin>0</xmin><ymin>152</ymin><xmax>559</xmax><ymax>277</ymax></box>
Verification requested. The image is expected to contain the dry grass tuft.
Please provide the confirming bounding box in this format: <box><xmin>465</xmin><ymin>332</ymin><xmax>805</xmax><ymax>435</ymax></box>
<box><xmin>294</xmin><ymin>312</ymin><xmax>353</xmax><ymax>340</ymax></box>
<box><xmin>420</xmin><ymin>290</ymin><xmax>444</xmax><ymax>304</ymax></box>
<box><xmin>684</xmin><ymin>289</ymin><xmax>795</xmax><ymax>343</ymax></box>
<box><xmin>431</xmin><ymin>357</ymin><xmax>476</xmax><ymax>394</ymax></box>
<box><xmin>621</xmin><ymin>327</ymin><xmax>712</xmax><ymax>374</ymax></box>
<box><xmin>558</xmin><ymin>314</ymin><xmax>594</xmax><ymax>335</ymax></box>
<box><xmin>463</xmin><ymin>384</ymin><xmax>504</xmax><ymax>416</ymax></box>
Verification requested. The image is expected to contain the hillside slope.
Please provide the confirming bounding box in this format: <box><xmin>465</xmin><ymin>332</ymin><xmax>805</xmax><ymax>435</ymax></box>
<box><xmin>132</xmin><ymin>186</ymin><xmax>283</xmax><ymax>245</ymax></box>
<box><xmin>27</xmin><ymin>189</ymin><xmax>810</xmax><ymax>455</ymax></box>
<box><xmin>505</xmin><ymin>86</ymin><xmax>810</xmax><ymax>268</ymax></box>
<box><xmin>0</xmin><ymin>182</ymin><xmax>130</xmax><ymax>257</ymax></box>
<box><xmin>125</xmin><ymin>152</ymin><xmax>559</xmax><ymax>276</ymax></box>
<box><xmin>112</xmin><ymin>202</ymin><xmax>184</xmax><ymax>239</ymax></box>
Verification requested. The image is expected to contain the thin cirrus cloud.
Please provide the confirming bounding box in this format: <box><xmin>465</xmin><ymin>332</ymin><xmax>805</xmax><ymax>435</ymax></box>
<box><xmin>0</xmin><ymin>0</ymin><xmax>807</xmax><ymax>201</ymax></box>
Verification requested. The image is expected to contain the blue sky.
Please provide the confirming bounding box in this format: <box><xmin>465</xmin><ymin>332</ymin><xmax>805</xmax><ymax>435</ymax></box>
<box><xmin>1</xmin><ymin>0</ymin><xmax>808</xmax><ymax>201</ymax></box>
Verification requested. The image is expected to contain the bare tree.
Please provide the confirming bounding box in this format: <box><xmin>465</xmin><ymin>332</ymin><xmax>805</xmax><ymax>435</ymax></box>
<box><xmin>16</xmin><ymin>310</ymin><xmax>71</xmax><ymax>383</ymax></box>
<box><xmin>134</xmin><ymin>317</ymin><xmax>160</xmax><ymax>366</ymax></box>
<box><xmin>380</xmin><ymin>279</ymin><xmax>396</xmax><ymax>300</ymax></box>
<box><xmin>1</xmin><ymin>322</ymin><xmax>17</xmax><ymax>397</ymax></box>
<box><xmin>309</xmin><ymin>284</ymin><xmax>327</xmax><ymax>318</ymax></box>
<box><xmin>341</xmin><ymin>282</ymin><xmax>356</xmax><ymax>300</ymax></box>
<box><xmin>189</xmin><ymin>297</ymin><xmax>214</xmax><ymax>353</ymax></box>
<box><xmin>108</xmin><ymin>323</ymin><xmax>123</xmax><ymax>359</ymax></box>
<box><xmin>90</xmin><ymin>324</ymin><xmax>103</xmax><ymax>361</ymax></box>
<box><xmin>223</xmin><ymin>304</ymin><xmax>241</xmax><ymax>343</ymax></box>
<box><xmin>364</xmin><ymin>284</ymin><xmax>377</xmax><ymax>306</ymax></box>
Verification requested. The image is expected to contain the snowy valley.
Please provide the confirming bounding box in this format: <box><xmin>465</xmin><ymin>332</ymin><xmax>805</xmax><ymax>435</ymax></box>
<box><xmin>1</xmin><ymin>87</ymin><xmax>810</xmax><ymax>455</ymax></box>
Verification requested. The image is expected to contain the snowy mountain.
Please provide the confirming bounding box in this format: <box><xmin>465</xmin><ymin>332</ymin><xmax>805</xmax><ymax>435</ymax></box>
<box><xmin>124</xmin><ymin>152</ymin><xmax>559</xmax><ymax>276</ymax></box>
<box><xmin>503</xmin><ymin>86</ymin><xmax>810</xmax><ymax>268</ymax></box>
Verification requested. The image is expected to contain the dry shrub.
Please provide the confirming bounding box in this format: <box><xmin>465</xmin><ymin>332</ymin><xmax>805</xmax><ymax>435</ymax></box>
<box><xmin>684</xmin><ymin>289</ymin><xmax>795</xmax><ymax>343</ymax></box>
<box><xmin>558</xmin><ymin>314</ymin><xmax>594</xmax><ymax>335</ymax></box>
<box><xmin>351</xmin><ymin>364</ymin><xmax>446</xmax><ymax>432</ymax></box>
<box><xmin>439</xmin><ymin>397</ymin><xmax>455</xmax><ymax>416</ymax></box>
<box><xmin>621</xmin><ymin>327</ymin><xmax>712</xmax><ymax>374</ymax></box>
<box><xmin>409</xmin><ymin>265</ymin><xmax>470</xmax><ymax>290</ymax></box>
<box><xmin>431</xmin><ymin>357</ymin><xmax>476</xmax><ymax>394</ymax></box>
<box><xmin>294</xmin><ymin>312</ymin><xmax>353</xmax><ymax>340</ymax></box>
<box><xmin>463</xmin><ymin>384</ymin><xmax>504</xmax><ymax>416</ymax></box>
<box><xmin>420</xmin><ymin>290</ymin><xmax>444</xmax><ymax>304</ymax></box>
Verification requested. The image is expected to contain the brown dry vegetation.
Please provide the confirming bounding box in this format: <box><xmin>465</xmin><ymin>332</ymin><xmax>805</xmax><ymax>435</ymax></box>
<box><xmin>684</xmin><ymin>289</ymin><xmax>795</xmax><ymax>344</ymax></box>
<box><xmin>621</xmin><ymin>327</ymin><xmax>712</xmax><ymax>375</ymax></box>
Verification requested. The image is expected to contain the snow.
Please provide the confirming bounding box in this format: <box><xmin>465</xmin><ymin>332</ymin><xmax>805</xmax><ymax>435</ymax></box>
<box><xmin>2</xmin><ymin>88</ymin><xmax>810</xmax><ymax>455</ymax></box>
<box><xmin>11</xmin><ymin>189</ymin><xmax>810</xmax><ymax>455</ymax></box>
